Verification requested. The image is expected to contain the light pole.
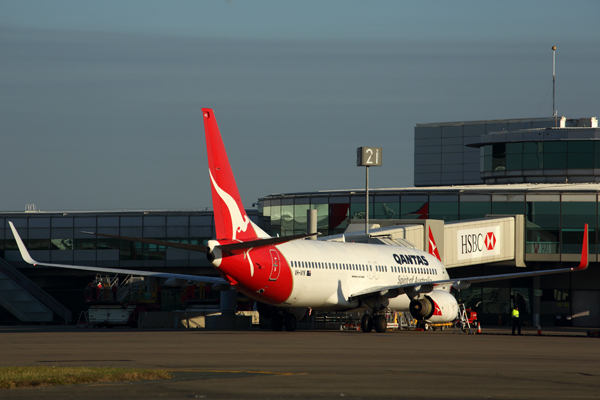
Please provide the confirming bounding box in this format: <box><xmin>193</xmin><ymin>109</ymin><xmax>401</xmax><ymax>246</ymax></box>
<box><xmin>356</xmin><ymin>147</ymin><xmax>382</xmax><ymax>236</ymax></box>
<box><xmin>552</xmin><ymin>46</ymin><xmax>557</xmax><ymax>126</ymax></box>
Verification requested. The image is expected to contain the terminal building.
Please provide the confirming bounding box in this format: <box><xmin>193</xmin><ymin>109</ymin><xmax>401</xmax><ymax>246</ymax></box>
<box><xmin>1</xmin><ymin>116</ymin><xmax>600</xmax><ymax>328</ymax></box>
<box><xmin>259</xmin><ymin>116</ymin><xmax>600</xmax><ymax>327</ymax></box>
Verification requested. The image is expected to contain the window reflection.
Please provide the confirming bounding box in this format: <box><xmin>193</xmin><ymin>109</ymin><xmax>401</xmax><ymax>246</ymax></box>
<box><xmin>401</xmin><ymin>200</ymin><xmax>428</xmax><ymax>219</ymax></box>
<box><xmin>374</xmin><ymin>202</ymin><xmax>399</xmax><ymax>219</ymax></box>
<box><xmin>329</xmin><ymin>203</ymin><xmax>349</xmax><ymax>235</ymax></box>
<box><xmin>28</xmin><ymin>239</ymin><xmax>52</xmax><ymax>251</ymax></box>
<box><xmin>459</xmin><ymin>201</ymin><xmax>491</xmax><ymax>220</ymax></box>
<box><xmin>293</xmin><ymin>203</ymin><xmax>310</xmax><ymax>235</ymax></box>
<box><xmin>74</xmin><ymin>239</ymin><xmax>96</xmax><ymax>250</ymax></box>
<box><xmin>429</xmin><ymin>198</ymin><xmax>458</xmax><ymax>222</ymax></box>
<box><xmin>49</xmin><ymin>239</ymin><xmax>73</xmax><ymax>250</ymax></box>
<box><xmin>281</xmin><ymin>204</ymin><xmax>294</xmax><ymax>237</ymax></box>
<box><xmin>482</xmin><ymin>141</ymin><xmax>600</xmax><ymax>172</ymax></box>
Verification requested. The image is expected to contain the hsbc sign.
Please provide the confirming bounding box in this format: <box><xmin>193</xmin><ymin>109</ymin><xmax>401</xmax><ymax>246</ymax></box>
<box><xmin>457</xmin><ymin>226</ymin><xmax>500</xmax><ymax>260</ymax></box>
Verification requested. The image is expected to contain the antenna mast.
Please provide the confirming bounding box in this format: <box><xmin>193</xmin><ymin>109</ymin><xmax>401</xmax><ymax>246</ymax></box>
<box><xmin>552</xmin><ymin>46</ymin><xmax>557</xmax><ymax>126</ymax></box>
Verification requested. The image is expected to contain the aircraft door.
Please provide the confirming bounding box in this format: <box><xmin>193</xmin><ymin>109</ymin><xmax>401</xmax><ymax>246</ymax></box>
<box><xmin>269</xmin><ymin>249</ymin><xmax>281</xmax><ymax>281</ymax></box>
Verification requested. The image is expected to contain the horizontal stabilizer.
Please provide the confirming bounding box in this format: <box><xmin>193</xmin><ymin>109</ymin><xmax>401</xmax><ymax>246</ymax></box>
<box><xmin>216</xmin><ymin>232</ymin><xmax>320</xmax><ymax>254</ymax></box>
<box><xmin>81</xmin><ymin>231</ymin><xmax>208</xmax><ymax>253</ymax></box>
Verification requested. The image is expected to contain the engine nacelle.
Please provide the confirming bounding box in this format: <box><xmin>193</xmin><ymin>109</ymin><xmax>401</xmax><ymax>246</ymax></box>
<box><xmin>409</xmin><ymin>290</ymin><xmax>458</xmax><ymax>323</ymax></box>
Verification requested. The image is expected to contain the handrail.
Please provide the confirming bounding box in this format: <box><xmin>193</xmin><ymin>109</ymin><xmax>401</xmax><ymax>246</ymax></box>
<box><xmin>0</xmin><ymin>257</ymin><xmax>72</xmax><ymax>324</ymax></box>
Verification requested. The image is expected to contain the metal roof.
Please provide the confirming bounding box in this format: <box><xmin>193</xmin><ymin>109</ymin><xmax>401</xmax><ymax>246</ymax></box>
<box><xmin>261</xmin><ymin>182</ymin><xmax>600</xmax><ymax>199</ymax></box>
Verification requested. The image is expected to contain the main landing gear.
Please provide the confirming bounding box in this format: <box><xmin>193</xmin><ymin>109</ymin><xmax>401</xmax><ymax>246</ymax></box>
<box><xmin>361</xmin><ymin>313</ymin><xmax>387</xmax><ymax>333</ymax></box>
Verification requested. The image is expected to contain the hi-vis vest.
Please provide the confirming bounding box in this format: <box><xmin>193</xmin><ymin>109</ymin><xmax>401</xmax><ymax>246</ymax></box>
<box><xmin>512</xmin><ymin>308</ymin><xmax>519</xmax><ymax>318</ymax></box>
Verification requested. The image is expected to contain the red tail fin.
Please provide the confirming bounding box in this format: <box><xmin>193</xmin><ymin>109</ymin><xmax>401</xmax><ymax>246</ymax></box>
<box><xmin>203</xmin><ymin>108</ymin><xmax>257</xmax><ymax>241</ymax></box>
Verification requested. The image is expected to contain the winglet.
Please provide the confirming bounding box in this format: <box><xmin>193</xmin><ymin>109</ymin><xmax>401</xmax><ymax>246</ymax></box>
<box><xmin>574</xmin><ymin>223</ymin><xmax>589</xmax><ymax>271</ymax></box>
<box><xmin>8</xmin><ymin>221</ymin><xmax>38</xmax><ymax>265</ymax></box>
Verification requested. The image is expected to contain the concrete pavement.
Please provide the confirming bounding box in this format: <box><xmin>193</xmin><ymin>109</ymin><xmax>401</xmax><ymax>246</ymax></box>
<box><xmin>1</xmin><ymin>325</ymin><xmax>599</xmax><ymax>399</ymax></box>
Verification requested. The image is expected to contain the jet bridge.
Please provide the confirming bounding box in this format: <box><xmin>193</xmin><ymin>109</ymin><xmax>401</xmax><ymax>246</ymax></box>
<box><xmin>337</xmin><ymin>215</ymin><xmax>525</xmax><ymax>268</ymax></box>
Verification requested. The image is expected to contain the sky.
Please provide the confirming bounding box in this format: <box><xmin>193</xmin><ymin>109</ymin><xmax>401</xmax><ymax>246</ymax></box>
<box><xmin>2</xmin><ymin>1</ymin><xmax>600</xmax><ymax>212</ymax></box>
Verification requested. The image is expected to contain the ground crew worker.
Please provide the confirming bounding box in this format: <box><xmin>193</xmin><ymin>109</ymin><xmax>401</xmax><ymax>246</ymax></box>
<box><xmin>511</xmin><ymin>306</ymin><xmax>522</xmax><ymax>335</ymax></box>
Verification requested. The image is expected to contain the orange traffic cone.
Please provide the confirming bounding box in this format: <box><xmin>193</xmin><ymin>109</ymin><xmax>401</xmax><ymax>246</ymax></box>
<box><xmin>537</xmin><ymin>325</ymin><xmax>542</xmax><ymax>336</ymax></box>
<box><xmin>477</xmin><ymin>322</ymin><xmax>482</xmax><ymax>334</ymax></box>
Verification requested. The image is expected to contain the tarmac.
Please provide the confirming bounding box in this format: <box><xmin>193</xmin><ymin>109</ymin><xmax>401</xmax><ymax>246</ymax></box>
<box><xmin>1</xmin><ymin>324</ymin><xmax>600</xmax><ymax>399</ymax></box>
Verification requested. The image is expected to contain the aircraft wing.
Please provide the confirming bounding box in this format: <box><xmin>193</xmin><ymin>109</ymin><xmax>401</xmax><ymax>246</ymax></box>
<box><xmin>8</xmin><ymin>222</ymin><xmax>227</xmax><ymax>285</ymax></box>
<box><xmin>349</xmin><ymin>224</ymin><xmax>589</xmax><ymax>301</ymax></box>
<box><xmin>349</xmin><ymin>264</ymin><xmax>586</xmax><ymax>301</ymax></box>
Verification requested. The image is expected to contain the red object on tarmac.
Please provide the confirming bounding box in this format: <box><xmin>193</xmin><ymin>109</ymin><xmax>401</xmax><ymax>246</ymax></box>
<box><xmin>537</xmin><ymin>325</ymin><xmax>542</xmax><ymax>336</ymax></box>
<box><xmin>477</xmin><ymin>322</ymin><xmax>482</xmax><ymax>334</ymax></box>
<box><xmin>466</xmin><ymin>309</ymin><xmax>477</xmax><ymax>325</ymax></box>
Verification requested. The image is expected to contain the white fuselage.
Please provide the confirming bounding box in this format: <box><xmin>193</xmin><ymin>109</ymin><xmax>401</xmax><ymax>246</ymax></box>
<box><xmin>276</xmin><ymin>240</ymin><xmax>451</xmax><ymax>311</ymax></box>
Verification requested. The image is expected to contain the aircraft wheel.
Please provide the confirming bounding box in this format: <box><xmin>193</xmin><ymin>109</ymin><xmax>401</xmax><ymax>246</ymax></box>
<box><xmin>374</xmin><ymin>315</ymin><xmax>387</xmax><ymax>333</ymax></box>
<box><xmin>271</xmin><ymin>314</ymin><xmax>284</xmax><ymax>331</ymax></box>
<box><xmin>440</xmin><ymin>326</ymin><xmax>445</xmax><ymax>331</ymax></box>
<box><xmin>284</xmin><ymin>314</ymin><xmax>297</xmax><ymax>332</ymax></box>
<box><xmin>424</xmin><ymin>323</ymin><xmax>429</xmax><ymax>331</ymax></box>
<box><xmin>432</xmin><ymin>326</ymin><xmax>437</xmax><ymax>331</ymax></box>
<box><xmin>361</xmin><ymin>314</ymin><xmax>373</xmax><ymax>333</ymax></box>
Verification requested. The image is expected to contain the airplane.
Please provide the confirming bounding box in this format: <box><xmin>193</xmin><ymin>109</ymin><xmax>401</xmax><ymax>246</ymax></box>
<box><xmin>9</xmin><ymin>108</ymin><xmax>590</xmax><ymax>333</ymax></box>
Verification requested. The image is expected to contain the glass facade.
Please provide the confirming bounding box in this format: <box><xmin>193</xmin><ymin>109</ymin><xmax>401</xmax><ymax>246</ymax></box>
<box><xmin>0</xmin><ymin>211</ymin><xmax>236</xmax><ymax>268</ymax></box>
<box><xmin>261</xmin><ymin>190</ymin><xmax>598</xmax><ymax>256</ymax></box>
<box><xmin>0</xmin><ymin>196</ymin><xmax>598</xmax><ymax>326</ymax></box>
<box><xmin>481</xmin><ymin>141</ymin><xmax>600</xmax><ymax>172</ymax></box>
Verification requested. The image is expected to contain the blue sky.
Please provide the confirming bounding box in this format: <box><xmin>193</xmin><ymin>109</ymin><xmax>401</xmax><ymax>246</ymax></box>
<box><xmin>1</xmin><ymin>1</ymin><xmax>599</xmax><ymax>211</ymax></box>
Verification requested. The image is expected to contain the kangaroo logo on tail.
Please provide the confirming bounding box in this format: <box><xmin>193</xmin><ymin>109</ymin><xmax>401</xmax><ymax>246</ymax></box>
<box><xmin>209</xmin><ymin>170</ymin><xmax>250</xmax><ymax>241</ymax></box>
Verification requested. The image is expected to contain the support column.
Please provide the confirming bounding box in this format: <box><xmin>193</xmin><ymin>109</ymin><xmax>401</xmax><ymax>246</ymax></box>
<box><xmin>307</xmin><ymin>209</ymin><xmax>317</xmax><ymax>240</ymax></box>
<box><xmin>533</xmin><ymin>274</ymin><xmax>541</xmax><ymax>326</ymax></box>
<box><xmin>220</xmin><ymin>289</ymin><xmax>237</xmax><ymax>316</ymax></box>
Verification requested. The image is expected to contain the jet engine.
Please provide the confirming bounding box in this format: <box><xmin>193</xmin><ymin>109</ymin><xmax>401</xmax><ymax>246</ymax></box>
<box><xmin>409</xmin><ymin>290</ymin><xmax>458</xmax><ymax>323</ymax></box>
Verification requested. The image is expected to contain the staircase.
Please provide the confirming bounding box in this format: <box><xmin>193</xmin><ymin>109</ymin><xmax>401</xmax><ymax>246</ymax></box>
<box><xmin>0</xmin><ymin>257</ymin><xmax>72</xmax><ymax>323</ymax></box>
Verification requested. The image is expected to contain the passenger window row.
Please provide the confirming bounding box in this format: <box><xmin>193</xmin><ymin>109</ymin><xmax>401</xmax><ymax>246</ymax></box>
<box><xmin>290</xmin><ymin>261</ymin><xmax>372</xmax><ymax>271</ymax></box>
<box><xmin>391</xmin><ymin>265</ymin><xmax>438</xmax><ymax>275</ymax></box>
<box><xmin>288</xmin><ymin>261</ymin><xmax>437</xmax><ymax>276</ymax></box>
